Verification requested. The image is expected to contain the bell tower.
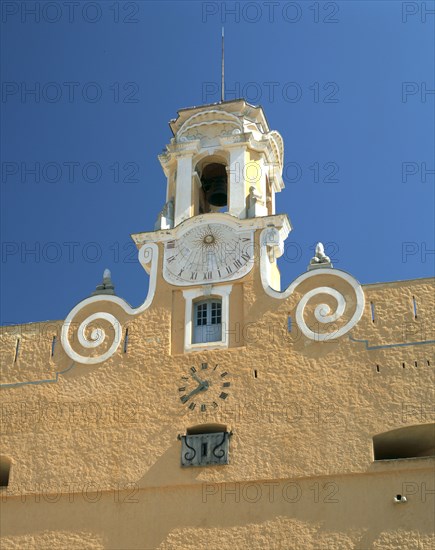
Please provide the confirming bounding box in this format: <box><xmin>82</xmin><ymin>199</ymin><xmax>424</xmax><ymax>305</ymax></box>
<box><xmin>154</xmin><ymin>99</ymin><xmax>285</xmax><ymax>229</ymax></box>
<box><xmin>61</xmin><ymin>98</ymin><xmax>365</xmax><ymax>364</ymax></box>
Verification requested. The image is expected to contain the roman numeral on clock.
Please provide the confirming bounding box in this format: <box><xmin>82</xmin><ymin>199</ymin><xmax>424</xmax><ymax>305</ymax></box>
<box><xmin>234</xmin><ymin>259</ymin><xmax>242</xmax><ymax>269</ymax></box>
<box><xmin>167</xmin><ymin>256</ymin><xmax>176</xmax><ymax>263</ymax></box>
<box><xmin>241</xmin><ymin>253</ymin><xmax>250</xmax><ymax>261</ymax></box>
<box><xmin>203</xmin><ymin>272</ymin><xmax>212</xmax><ymax>280</ymax></box>
<box><xmin>190</xmin><ymin>272</ymin><xmax>198</xmax><ymax>280</ymax></box>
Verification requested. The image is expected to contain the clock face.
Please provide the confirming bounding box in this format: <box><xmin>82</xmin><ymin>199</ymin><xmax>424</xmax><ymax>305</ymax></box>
<box><xmin>178</xmin><ymin>362</ymin><xmax>231</xmax><ymax>413</ymax></box>
<box><xmin>163</xmin><ymin>222</ymin><xmax>254</xmax><ymax>286</ymax></box>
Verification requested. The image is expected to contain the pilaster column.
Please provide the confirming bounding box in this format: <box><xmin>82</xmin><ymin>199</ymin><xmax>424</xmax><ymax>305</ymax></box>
<box><xmin>228</xmin><ymin>146</ymin><xmax>246</xmax><ymax>219</ymax></box>
<box><xmin>174</xmin><ymin>153</ymin><xmax>194</xmax><ymax>226</ymax></box>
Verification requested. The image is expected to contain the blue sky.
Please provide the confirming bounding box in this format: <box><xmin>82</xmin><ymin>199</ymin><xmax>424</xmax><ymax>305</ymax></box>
<box><xmin>1</xmin><ymin>0</ymin><xmax>434</xmax><ymax>325</ymax></box>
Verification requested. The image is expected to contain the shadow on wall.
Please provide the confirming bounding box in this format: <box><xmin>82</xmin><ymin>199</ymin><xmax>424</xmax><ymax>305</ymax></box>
<box><xmin>1</xmin><ymin>439</ymin><xmax>434</xmax><ymax>549</ymax></box>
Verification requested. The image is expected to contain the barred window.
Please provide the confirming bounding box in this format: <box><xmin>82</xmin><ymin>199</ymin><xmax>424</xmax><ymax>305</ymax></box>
<box><xmin>179</xmin><ymin>424</ymin><xmax>230</xmax><ymax>467</ymax></box>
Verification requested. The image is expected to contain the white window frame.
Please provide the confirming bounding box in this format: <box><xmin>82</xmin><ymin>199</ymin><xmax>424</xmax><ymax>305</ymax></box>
<box><xmin>183</xmin><ymin>285</ymin><xmax>232</xmax><ymax>353</ymax></box>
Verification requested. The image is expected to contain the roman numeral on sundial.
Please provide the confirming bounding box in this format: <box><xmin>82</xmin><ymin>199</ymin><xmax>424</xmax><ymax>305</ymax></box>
<box><xmin>234</xmin><ymin>259</ymin><xmax>242</xmax><ymax>269</ymax></box>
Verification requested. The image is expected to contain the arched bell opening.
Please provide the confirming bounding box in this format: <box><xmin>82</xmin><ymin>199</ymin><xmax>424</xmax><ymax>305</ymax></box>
<box><xmin>197</xmin><ymin>162</ymin><xmax>228</xmax><ymax>214</ymax></box>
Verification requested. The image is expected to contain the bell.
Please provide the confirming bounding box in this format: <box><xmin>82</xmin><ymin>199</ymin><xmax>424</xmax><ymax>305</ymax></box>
<box><xmin>201</xmin><ymin>175</ymin><xmax>228</xmax><ymax>207</ymax></box>
<box><xmin>201</xmin><ymin>164</ymin><xmax>228</xmax><ymax>207</ymax></box>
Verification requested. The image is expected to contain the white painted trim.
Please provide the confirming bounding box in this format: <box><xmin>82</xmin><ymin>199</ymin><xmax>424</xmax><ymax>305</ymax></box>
<box><xmin>61</xmin><ymin>243</ymin><xmax>158</xmax><ymax>365</ymax></box>
<box><xmin>228</xmin><ymin>146</ymin><xmax>246</xmax><ymax>218</ymax></box>
<box><xmin>177</xmin><ymin>110</ymin><xmax>242</xmax><ymax>138</ymax></box>
<box><xmin>259</xmin><ymin>228</ymin><xmax>365</xmax><ymax>341</ymax></box>
<box><xmin>183</xmin><ymin>285</ymin><xmax>233</xmax><ymax>353</ymax></box>
<box><xmin>174</xmin><ymin>154</ymin><xmax>193</xmax><ymax>226</ymax></box>
<box><xmin>178</xmin><ymin>120</ymin><xmax>241</xmax><ymax>141</ymax></box>
<box><xmin>132</xmin><ymin>212</ymin><xmax>291</xmax><ymax>246</ymax></box>
<box><xmin>186</xmin><ymin>341</ymin><xmax>229</xmax><ymax>353</ymax></box>
<box><xmin>258</xmin><ymin>157</ymin><xmax>267</xmax><ymax>205</ymax></box>
<box><xmin>269</xmin><ymin>130</ymin><xmax>284</xmax><ymax>171</ymax></box>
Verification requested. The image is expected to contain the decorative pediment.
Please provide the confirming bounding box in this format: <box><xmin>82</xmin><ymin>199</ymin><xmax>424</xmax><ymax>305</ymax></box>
<box><xmin>176</xmin><ymin>109</ymin><xmax>243</xmax><ymax>142</ymax></box>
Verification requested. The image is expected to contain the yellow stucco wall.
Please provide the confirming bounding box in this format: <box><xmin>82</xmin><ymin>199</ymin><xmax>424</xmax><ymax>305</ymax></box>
<box><xmin>1</xmin><ymin>470</ymin><xmax>434</xmax><ymax>549</ymax></box>
<box><xmin>0</xmin><ymin>250</ymin><xmax>434</xmax><ymax>548</ymax></box>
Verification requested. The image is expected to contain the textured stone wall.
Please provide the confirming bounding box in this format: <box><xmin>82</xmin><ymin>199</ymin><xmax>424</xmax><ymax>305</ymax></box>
<box><xmin>0</xmin><ymin>273</ymin><xmax>434</xmax><ymax>549</ymax></box>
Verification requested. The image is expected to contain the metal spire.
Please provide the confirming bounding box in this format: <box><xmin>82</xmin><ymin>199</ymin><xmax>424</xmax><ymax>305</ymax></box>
<box><xmin>221</xmin><ymin>27</ymin><xmax>225</xmax><ymax>102</ymax></box>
